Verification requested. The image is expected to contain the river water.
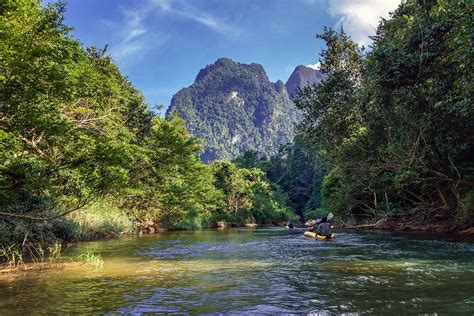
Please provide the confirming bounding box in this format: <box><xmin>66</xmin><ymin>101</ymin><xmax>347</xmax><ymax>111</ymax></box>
<box><xmin>0</xmin><ymin>228</ymin><xmax>473</xmax><ymax>314</ymax></box>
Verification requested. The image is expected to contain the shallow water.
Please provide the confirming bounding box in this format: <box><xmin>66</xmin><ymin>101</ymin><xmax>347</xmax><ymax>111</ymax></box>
<box><xmin>0</xmin><ymin>228</ymin><xmax>473</xmax><ymax>314</ymax></box>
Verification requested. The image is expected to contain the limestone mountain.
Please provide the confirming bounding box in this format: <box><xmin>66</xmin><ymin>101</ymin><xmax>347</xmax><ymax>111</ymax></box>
<box><xmin>285</xmin><ymin>65</ymin><xmax>325</xmax><ymax>100</ymax></box>
<box><xmin>167</xmin><ymin>58</ymin><xmax>300</xmax><ymax>162</ymax></box>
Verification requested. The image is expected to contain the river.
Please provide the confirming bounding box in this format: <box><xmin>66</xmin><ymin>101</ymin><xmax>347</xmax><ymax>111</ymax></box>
<box><xmin>0</xmin><ymin>228</ymin><xmax>473</xmax><ymax>314</ymax></box>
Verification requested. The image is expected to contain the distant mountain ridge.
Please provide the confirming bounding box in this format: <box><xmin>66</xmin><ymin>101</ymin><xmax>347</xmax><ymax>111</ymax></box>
<box><xmin>167</xmin><ymin>58</ymin><xmax>300</xmax><ymax>162</ymax></box>
<box><xmin>285</xmin><ymin>65</ymin><xmax>325</xmax><ymax>100</ymax></box>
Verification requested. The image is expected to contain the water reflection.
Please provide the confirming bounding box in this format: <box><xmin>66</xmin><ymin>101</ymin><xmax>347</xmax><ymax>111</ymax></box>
<box><xmin>0</xmin><ymin>228</ymin><xmax>473</xmax><ymax>314</ymax></box>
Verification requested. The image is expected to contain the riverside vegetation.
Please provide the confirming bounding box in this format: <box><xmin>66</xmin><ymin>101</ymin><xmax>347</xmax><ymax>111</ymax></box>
<box><xmin>0</xmin><ymin>0</ymin><xmax>295</xmax><ymax>259</ymax></box>
<box><xmin>215</xmin><ymin>0</ymin><xmax>473</xmax><ymax>231</ymax></box>
<box><xmin>1</xmin><ymin>0</ymin><xmax>473</xmax><ymax>268</ymax></box>
<box><xmin>294</xmin><ymin>0</ymin><xmax>473</xmax><ymax>232</ymax></box>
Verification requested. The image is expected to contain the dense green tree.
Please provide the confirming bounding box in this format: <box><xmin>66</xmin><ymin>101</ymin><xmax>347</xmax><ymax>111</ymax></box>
<box><xmin>235</xmin><ymin>137</ymin><xmax>326</xmax><ymax>220</ymax></box>
<box><xmin>296</xmin><ymin>0</ymin><xmax>473</xmax><ymax>228</ymax></box>
<box><xmin>210</xmin><ymin>160</ymin><xmax>294</xmax><ymax>224</ymax></box>
<box><xmin>0</xmin><ymin>0</ymin><xmax>298</xmax><ymax>246</ymax></box>
<box><xmin>119</xmin><ymin>116</ymin><xmax>223</xmax><ymax>228</ymax></box>
<box><xmin>268</xmin><ymin>137</ymin><xmax>326</xmax><ymax>219</ymax></box>
<box><xmin>1</xmin><ymin>0</ymin><xmax>142</xmax><ymax>221</ymax></box>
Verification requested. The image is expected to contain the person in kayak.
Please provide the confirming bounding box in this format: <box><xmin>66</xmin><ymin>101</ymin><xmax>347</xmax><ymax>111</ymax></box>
<box><xmin>316</xmin><ymin>217</ymin><xmax>333</xmax><ymax>237</ymax></box>
<box><xmin>308</xmin><ymin>218</ymin><xmax>321</xmax><ymax>232</ymax></box>
<box><xmin>286</xmin><ymin>221</ymin><xmax>294</xmax><ymax>229</ymax></box>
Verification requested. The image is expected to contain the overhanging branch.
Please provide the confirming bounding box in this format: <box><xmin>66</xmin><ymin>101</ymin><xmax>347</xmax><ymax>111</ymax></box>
<box><xmin>0</xmin><ymin>200</ymin><xmax>90</xmax><ymax>221</ymax></box>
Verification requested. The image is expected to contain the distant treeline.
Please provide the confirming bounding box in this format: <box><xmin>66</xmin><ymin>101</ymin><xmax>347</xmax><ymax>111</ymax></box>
<box><xmin>0</xmin><ymin>0</ymin><xmax>294</xmax><ymax>245</ymax></box>
<box><xmin>234</xmin><ymin>136</ymin><xmax>326</xmax><ymax>221</ymax></box>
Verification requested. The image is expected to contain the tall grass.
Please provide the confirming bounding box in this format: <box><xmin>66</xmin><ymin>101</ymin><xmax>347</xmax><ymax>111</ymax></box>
<box><xmin>0</xmin><ymin>244</ymin><xmax>24</xmax><ymax>270</ymax></box>
<box><xmin>0</xmin><ymin>198</ymin><xmax>136</xmax><ymax>247</ymax></box>
<box><xmin>67</xmin><ymin>199</ymin><xmax>136</xmax><ymax>241</ymax></box>
<box><xmin>78</xmin><ymin>250</ymin><xmax>104</xmax><ymax>269</ymax></box>
<box><xmin>21</xmin><ymin>242</ymin><xmax>64</xmax><ymax>265</ymax></box>
<box><xmin>47</xmin><ymin>242</ymin><xmax>62</xmax><ymax>263</ymax></box>
<box><xmin>0</xmin><ymin>199</ymin><xmax>136</xmax><ymax>271</ymax></box>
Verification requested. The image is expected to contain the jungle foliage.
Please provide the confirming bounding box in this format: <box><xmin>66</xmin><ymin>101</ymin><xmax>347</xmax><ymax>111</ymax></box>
<box><xmin>295</xmin><ymin>0</ymin><xmax>473</xmax><ymax>229</ymax></box>
<box><xmin>0</xmin><ymin>0</ymin><xmax>294</xmax><ymax>246</ymax></box>
<box><xmin>234</xmin><ymin>136</ymin><xmax>326</xmax><ymax>221</ymax></box>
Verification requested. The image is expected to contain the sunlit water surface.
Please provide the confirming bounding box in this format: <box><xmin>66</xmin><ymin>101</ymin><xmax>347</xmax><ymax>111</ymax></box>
<box><xmin>0</xmin><ymin>228</ymin><xmax>473</xmax><ymax>314</ymax></box>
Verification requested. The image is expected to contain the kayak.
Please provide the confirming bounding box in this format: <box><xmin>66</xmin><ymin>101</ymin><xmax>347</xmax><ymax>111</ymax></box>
<box><xmin>304</xmin><ymin>231</ymin><xmax>335</xmax><ymax>240</ymax></box>
<box><xmin>304</xmin><ymin>231</ymin><xmax>335</xmax><ymax>239</ymax></box>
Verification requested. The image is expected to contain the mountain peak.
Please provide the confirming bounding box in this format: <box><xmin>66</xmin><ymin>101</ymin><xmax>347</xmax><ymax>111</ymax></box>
<box><xmin>195</xmin><ymin>58</ymin><xmax>268</xmax><ymax>84</ymax></box>
<box><xmin>285</xmin><ymin>65</ymin><xmax>326</xmax><ymax>100</ymax></box>
<box><xmin>215</xmin><ymin>57</ymin><xmax>236</xmax><ymax>67</ymax></box>
<box><xmin>294</xmin><ymin>65</ymin><xmax>309</xmax><ymax>71</ymax></box>
<box><xmin>195</xmin><ymin>58</ymin><xmax>235</xmax><ymax>82</ymax></box>
<box><xmin>167</xmin><ymin>59</ymin><xmax>300</xmax><ymax>162</ymax></box>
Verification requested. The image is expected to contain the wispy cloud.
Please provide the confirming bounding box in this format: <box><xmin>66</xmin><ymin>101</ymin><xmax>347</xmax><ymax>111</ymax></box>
<box><xmin>106</xmin><ymin>0</ymin><xmax>237</xmax><ymax>65</ymax></box>
<box><xmin>107</xmin><ymin>4</ymin><xmax>156</xmax><ymax>64</ymax></box>
<box><xmin>150</xmin><ymin>0</ymin><xmax>237</xmax><ymax>35</ymax></box>
<box><xmin>327</xmin><ymin>0</ymin><xmax>401</xmax><ymax>46</ymax></box>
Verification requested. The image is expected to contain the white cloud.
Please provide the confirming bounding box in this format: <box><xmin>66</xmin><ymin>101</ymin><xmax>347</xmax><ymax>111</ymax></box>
<box><xmin>151</xmin><ymin>0</ymin><xmax>172</xmax><ymax>11</ymax></box>
<box><xmin>150</xmin><ymin>0</ymin><xmax>236</xmax><ymax>35</ymax></box>
<box><xmin>107</xmin><ymin>5</ymin><xmax>154</xmax><ymax>64</ymax></box>
<box><xmin>327</xmin><ymin>0</ymin><xmax>401</xmax><ymax>46</ymax></box>
<box><xmin>307</xmin><ymin>62</ymin><xmax>320</xmax><ymax>70</ymax></box>
<box><xmin>112</xmin><ymin>40</ymin><xmax>146</xmax><ymax>62</ymax></box>
<box><xmin>121</xmin><ymin>9</ymin><xmax>147</xmax><ymax>43</ymax></box>
<box><xmin>107</xmin><ymin>0</ymin><xmax>237</xmax><ymax>65</ymax></box>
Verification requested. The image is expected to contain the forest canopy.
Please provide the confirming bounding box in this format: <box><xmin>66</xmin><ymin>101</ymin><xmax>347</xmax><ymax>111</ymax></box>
<box><xmin>0</xmin><ymin>0</ymin><xmax>294</xmax><ymax>245</ymax></box>
<box><xmin>295</xmin><ymin>0</ymin><xmax>473</xmax><ymax>230</ymax></box>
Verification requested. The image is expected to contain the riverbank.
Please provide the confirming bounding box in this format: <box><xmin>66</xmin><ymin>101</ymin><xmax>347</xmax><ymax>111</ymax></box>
<box><xmin>338</xmin><ymin>209</ymin><xmax>474</xmax><ymax>235</ymax></box>
<box><xmin>3</xmin><ymin>209</ymin><xmax>472</xmax><ymax>273</ymax></box>
<box><xmin>0</xmin><ymin>219</ymin><xmax>286</xmax><ymax>272</ymax></box>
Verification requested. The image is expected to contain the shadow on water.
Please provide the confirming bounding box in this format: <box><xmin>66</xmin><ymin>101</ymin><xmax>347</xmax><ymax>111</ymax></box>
<box><xmin>0</xmin><ymin>228</ymin><xmax>473</xmax><ymax>314</ymax></box>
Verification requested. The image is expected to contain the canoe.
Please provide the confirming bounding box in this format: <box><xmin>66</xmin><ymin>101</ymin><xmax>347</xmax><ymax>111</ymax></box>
<box><xmin>304</xmin><ymin>231</ymin><xmax>335</xmax><ymax>240</ymax></box>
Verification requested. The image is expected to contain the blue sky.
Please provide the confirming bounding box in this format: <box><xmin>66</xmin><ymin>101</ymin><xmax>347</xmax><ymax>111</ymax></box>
<box><xmin>59</xmin><ymin>0</ymin><xmax>400</xmax><ymax>115</ymax></box>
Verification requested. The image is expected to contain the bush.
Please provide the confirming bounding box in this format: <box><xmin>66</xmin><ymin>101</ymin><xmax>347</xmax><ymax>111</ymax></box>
<box><xmin>67</xmin><ymin>199</ymin><xmax>136</xmax><ymax>241</ymax></box>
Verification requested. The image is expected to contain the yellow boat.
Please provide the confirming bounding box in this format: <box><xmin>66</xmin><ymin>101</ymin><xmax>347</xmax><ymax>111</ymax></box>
<box><xmin>304</xmin><ymin>231</ymin><xmax>335</xmax><ymax>240</ymax></box>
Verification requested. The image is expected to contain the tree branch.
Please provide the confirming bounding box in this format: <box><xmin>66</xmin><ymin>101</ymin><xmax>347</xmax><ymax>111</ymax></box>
<box><xmin>0</xmin><ymin>200</ymin><xmax>90</xmax><ymax>221</ymax></box>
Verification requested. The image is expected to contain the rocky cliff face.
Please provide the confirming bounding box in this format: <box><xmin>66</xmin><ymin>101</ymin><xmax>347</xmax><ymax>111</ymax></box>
<box><xmin>285</xmin><ymin>65</ymin><xmax>325</xmax><ymax>100</ymax></box>
<box><xmin>167</xmin><ymin>58</ymin><xmax>300</xmax><ymax>162</ymax></box>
